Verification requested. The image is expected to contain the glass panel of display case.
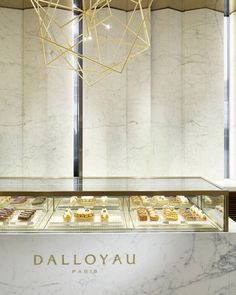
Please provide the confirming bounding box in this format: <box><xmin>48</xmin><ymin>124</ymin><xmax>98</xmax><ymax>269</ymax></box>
<box><xmin>0</xmin><ymin>178</ymin><xmax>228</xmax><ymax>232</ymax></box>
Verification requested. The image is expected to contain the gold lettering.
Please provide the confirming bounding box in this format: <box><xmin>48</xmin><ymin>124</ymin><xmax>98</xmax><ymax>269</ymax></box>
<box><xmin>62</xmin><ymin>255</ymin><xmax>69</xmax><ymax>265</ymax></box>
<box><xmin>85</xmin><ymin>254</ymin><xmax>96</xmax><ymax>265</ymax></box>
<box><xmin>34</xmin><ymin>255</ymin><xmax>43</xmax><ymax>265</ymax></box>
<box><xmin>112</xmin><ymin>255</ymin><xmax>122</xmax><ymax>265</ymax></box>
<box><xmin>47</xmin><ymin>255</ymin><xmax>57</xmax><ymax>265</ymax></box>
<box><xmin>126</xmin><ymin>254</ymin><xmax>136</xmax><ymax>265</ymax></box>
<box><xmin>73</xmin><ymin>255</ymin><xmax>82</xmax><ymax>265</ymax></box>
<box><xmin>100</xmin><ymin>254</ymin><xmax>108</xmax><ymax>265</ymax></box>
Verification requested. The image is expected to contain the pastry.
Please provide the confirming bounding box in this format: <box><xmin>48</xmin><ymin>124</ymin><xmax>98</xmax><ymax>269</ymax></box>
<box><xmin>140</xmin><ymin>196</ymin><xmax>150</xmax><ymax>205</ymax></box>
<box><xmin>189</xmin><ymin>205</ymin><xmax>207</xmax><ymax>220</ymax></box>
<box><xmin>0</xmin><ymin>207</ymin><xmax>14</xmax><ymax>221</ymax></box>
<box><xmin>131</xmin><ymin>196</ymin><xmax>142</xmax><ymax>206</ymax></box>
<box><xmin>163</xmin><ymin>205</ymin><xmax>178</xmax><ymax>221</ymax></box>
<box><xmin>137</xmin><ymin>207</ymin><xmax>148</xmax><ymax>221</ymax></box>
<box><xmin>32</xmin><ymin>197</ymin><xmax>46</xmax><ymax>205</ymax></box>
<box><xmin>100</xmin><ymin>208</ymin><xmax>109</xmax><ymax>221</ymax></box>
<box><xmin>74</xmin><ymin>208</ymin><xmax>94</xmax><ymax>221</ymax></box>
<box><xmin>63</xmin><ymin>209</ymin><xmax>72</xmax><ymax>222</ymax></box>
<box><xmin>79</xmin><ymin>196</ymin><xmax>96</xmax><ymax>206</ymax></box>
<box><xmin>11</xmin><ymin>196</ymin><xmax>27</xmax><ymax>205</ymax></box>
<box><xmin>0</xmin><ymin>196</ymin><xmax>11</xmax><ymax>205</ymax></box>
<box><xmin>176</xmin><ymin>195</ymin><xmax>189</xmax><ymax>204</ymax></box>
<box><xmin>101</xmin><ymin>196</ymin><xmax>108</xmax><ymax>204</ymax></box>
<box><xmin>146</xmin><ymin>207</ymin><xmax>159</xmax><ymax>221</ymax></box>
<box><xmin>181</xmin><ymin>209</ymin><xmax>197</xmax><ymax>221</ymax></box>
<box><xmin>155</xmin><ymin>195</ymin><xmax>168</xmax><ymax>205</ymax></box>
<box><xmin>70</xmin><ymin>196</ymin><xmax>79</xmax><ymax>206</ymax></box>
<box><xmin>18</xmin><ymin>209</ymin><xmax>36</xmax><ymax>221</ymax></box>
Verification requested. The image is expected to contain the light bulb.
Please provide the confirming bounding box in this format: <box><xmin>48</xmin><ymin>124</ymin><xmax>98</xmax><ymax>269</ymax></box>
<box><xmin>88</xmin><ymin>35</ymin><xmax>92</xmax><ymax>40</ymax></box>
<box><xmin>105</xmin><ymin>24</ymin><xmax>110</xmax><ymax>30</ymax></box>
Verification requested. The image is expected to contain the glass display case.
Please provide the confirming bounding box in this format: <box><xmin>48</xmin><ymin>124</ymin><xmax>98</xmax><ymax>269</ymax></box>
<box><xmin>0</xmin><ymin>177</ymin><xmax>228</xmax><ymax>232</ymax></box>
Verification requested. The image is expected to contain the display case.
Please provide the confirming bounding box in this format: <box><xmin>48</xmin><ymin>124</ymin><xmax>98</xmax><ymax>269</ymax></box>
<box><xmin>0</xmin><ymin>177</ymin><xmax>228</xmax><ymax>232</ymax></box>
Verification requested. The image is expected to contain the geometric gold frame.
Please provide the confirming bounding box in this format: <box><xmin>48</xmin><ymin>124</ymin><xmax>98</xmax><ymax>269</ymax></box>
<box><xmin>30</xmin><ymin>0</ymin><xmax>153</xmax><ymax>86</ymax></box>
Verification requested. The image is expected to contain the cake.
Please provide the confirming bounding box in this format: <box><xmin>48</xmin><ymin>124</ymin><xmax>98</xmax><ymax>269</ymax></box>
<box><xmin>0</xmin><ymin>207</ymin><xmax>14</xmax><ymax>221</ymax></box>
<box><xmin>146</xmin><ymin>207</ymin><xmax>159</xmax><ymax>221</ymax></box>
<box><xmin>11</xmin><ymin>196</ymin><xmax>27</xmax><ymax>205</ymax></box>
<box><xmin>32</xmin><ymin>197</ymin><xmax>46</xmax><ymax>205</ymax></box>
<box><xmin>140</xmin><ymin>196</ymin><xmax>150</xmax><ymax>205</ymax></box>
<box><xmin>189</xmin><ymin>205</ymin><xmax>207</xmax><ymax>220</ymax></box>
<box><xmin>155</xmin><ymin>195</ymin><xmax>168</xmax><ymax>205</ymax></box>
<box><xmin>163</xmin><ymin>205</ymin><xmax>178</xmax><ymax>221</ymax></box>
<box><xmin>0</xmin><ymin>196</ymin><xmax>11</xmax><ymax>206</ymax></box>
<box><xmin>74</xmin><ymin>208</ymin><xmax>94</xmax><ymax>221</ymax></box>
<box><xmin>63</xmin><ymin>209</ymin><xmax>73</xmax><ymax>222</ymax></box>
<box><xmin>100</xmin><ymin>208</ymin><xmax>109</xmax><ymax>221</ymax></box>
<box><xmin>176</xmin><ymin>195</ymin><xmax>189</xmax><ymax>204</ymax></box>
<box><xmin>137</xmin><ymin>207</ymin><xmax>148</xmax><ymax>221</ymax></box>
<box><xmin>100</xmin><ymin>196</ymin><xmax>108</xmax><ymax>204</ymax></box>
<box><xmin>79</xmin><ymin>196</ymin><xmax>96</xmax><ymax>206</ymax></box>
<box><xmin>18</xmin><ymin>209</ymin><xmax>36</xmax><ymax>221</ymax></box>
<box><xmin>131</xmin><ymin>196</ymin><xmax>142</xmax><ymax>206</ymax></box>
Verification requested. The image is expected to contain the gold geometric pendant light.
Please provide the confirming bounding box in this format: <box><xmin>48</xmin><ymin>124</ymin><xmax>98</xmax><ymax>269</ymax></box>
<box><xmin>30</xmin><ymin>0</ymin><xmax>153</xmax><ymax>86</ymax></box>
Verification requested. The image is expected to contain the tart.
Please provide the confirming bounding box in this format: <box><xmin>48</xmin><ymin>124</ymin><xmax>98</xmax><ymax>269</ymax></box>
<box><xmin>74</xmin><ymin>208</ymin><xmax>94</xmax><ymax>221</ymax></box>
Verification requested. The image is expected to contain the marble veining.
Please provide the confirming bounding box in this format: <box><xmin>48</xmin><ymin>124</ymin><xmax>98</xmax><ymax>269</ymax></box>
<box><xmin>0</xmin><ymin>233</ymin><xmax>236</xmax><ymax>295</ymax></box>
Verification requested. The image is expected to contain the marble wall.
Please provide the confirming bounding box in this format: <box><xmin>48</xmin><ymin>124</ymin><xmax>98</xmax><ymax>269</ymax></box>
<box><xmin>150</xmin><ymin>9</ymin><xmax>183</xmax><ymax>177</ymax></box>
<box><xmin>0</xmin><ymin>8</ymin><xmax>74</xmax><ymax>177</ymax></box>
<box><xmin>0</xmin><ymin>7</ymin><xmax>225</xmax><ymax>179</ymax></box>
<box><xmin>0</xmin><ymin>8</ymin><xmax>23</xmax><ymax>176</ymax></box>
<box><xmin>84</xmin><ymin>8</ymin><xmax>224</xmax><ymax>180</ymax></box>
<box><xmin>23</xmin><ymin>9</ymin><xmax>73</xmax><ymax>177</ymax></box>
<box><xmin>182</xmin><ymin>9</ymin><xmax>224</xmax><ymax>180</ymax></box>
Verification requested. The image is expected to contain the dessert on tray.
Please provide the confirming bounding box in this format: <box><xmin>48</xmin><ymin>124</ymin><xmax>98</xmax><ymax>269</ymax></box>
<box><xmin>146</xmin><ymin>207</ymin><xmax>159</xmax><ymax>221</ymax></box>
<box><xmin>32</xmin><ymin>197</ymin><xmax>46</xmax><ymax>205</ymax></box>
<box><xmin>11</xmin><ymin>196</ymin><xmax>27</xmax><ymax>205</ymax></box>
<box><xmin>18</xmin><ymin>209</ymin><xmax>36</xmax><ymax>221</ymax></box>
<box><xmin>0</xmin><ymin>208</ymin><xmax>14</xmax><ymax>221</ymax></box>
<box><xmin>100</xmin><ymin>208</ymin><xmax>109</xmax><ymax>221</ymax></box>
<box><xmin>176</xmin><ymin>195</ymin><xmax>189</xmax><ymax>204</ymax></box>
<box><xmin>74</xmin><ymin>208</ymin><xmax>94</xmax><ymax>221</ymax></box>
<box><xmin>79</xmin><ymin>196</ymin><xmax>96</xmax><ymax>206</ymax></box>
<box><xmin>63</xmin><ymin>208</ymin><xmax>73</xmax><ymax>222</ymax></box>
<box><xmin>131</xmin><ymin>196</ymin><xmax>142</xmax><ymax>206</ymax></box>
<box><xmin>163</xmin><ymin>205</ymin><xmax>178</xmax><ymax>221</ymax></box>
<box><xmin>137</xmin><ymin>207</ymin><xmax>148</xmax><ymax>221</ymax></box>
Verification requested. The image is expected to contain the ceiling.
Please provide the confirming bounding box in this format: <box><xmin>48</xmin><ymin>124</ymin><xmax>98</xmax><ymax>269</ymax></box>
<box><xmin>0</xmin><ymin>0</ymin><xmax>229</xmax><ymax>13</ymax></box>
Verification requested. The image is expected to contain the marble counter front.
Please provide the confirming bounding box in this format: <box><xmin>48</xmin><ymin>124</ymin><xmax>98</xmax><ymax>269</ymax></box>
<box><xmin>0</xmin><ymin>232</ymin><xmax>236</xmax><ymax>295</ymax></box>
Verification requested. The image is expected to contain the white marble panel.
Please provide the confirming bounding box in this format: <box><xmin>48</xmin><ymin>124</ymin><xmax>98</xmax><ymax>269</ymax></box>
<box><xmin>0</xmin><ymin>233</ymin><xmax>235</xmax><ymax>295</ymax></box>
<box><xmin>0</xmin><ymin>8</ymin><xmax>23</xmax><ymax>176</ymax></box>
<box><xmin>23</xmin><ymin>9</ymin><xmax>73</xmax><ymax>177</ymax></box>
<box><xmin>126</xmin><ymin>9</ymin><xmax>152</xmax><ymax>177</ymax></box>
<box><xmin>150</xmin><ymin>9</ymin><xmax>183</xmax><ymax>176</ymax></box>
<box><xmin>83</xmin><ymin>9</ymin><xmax>127</xmax><ymax>177</ymax></box>
<box><xmin>182</xmin><ymin>9</ymin><xmax>224</xmax><ymax>180</ymax></box>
